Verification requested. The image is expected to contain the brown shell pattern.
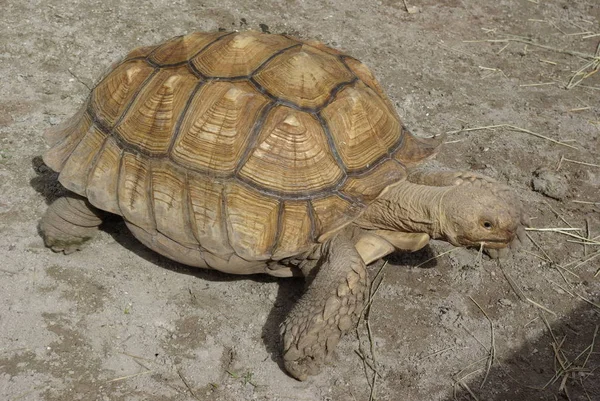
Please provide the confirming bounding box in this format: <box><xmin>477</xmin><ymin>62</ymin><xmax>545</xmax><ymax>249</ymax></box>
<box><xmin>44</xmin><ymin>31</ymin><xmax>439</xmax><ymax>262</ymax></box>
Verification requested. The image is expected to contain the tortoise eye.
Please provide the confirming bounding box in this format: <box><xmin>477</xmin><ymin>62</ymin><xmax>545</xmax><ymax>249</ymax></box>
<box><xmin>483</xmin><ymin>221</ymin><xmax>493</xmax><ymax>229</ymax></box>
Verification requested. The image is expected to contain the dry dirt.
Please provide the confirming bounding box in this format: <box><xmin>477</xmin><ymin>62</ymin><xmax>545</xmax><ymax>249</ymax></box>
<box><xmin>1</xmin><ymin>0</ymin><xmax>599</xmax><ymax>400</ymax></box>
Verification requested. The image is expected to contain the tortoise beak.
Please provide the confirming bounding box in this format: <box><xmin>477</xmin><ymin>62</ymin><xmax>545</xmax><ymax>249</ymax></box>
<box><xmin>480</xmin><ymin>228</ymin><xmax>517</xmax><ymax>249</ymax></box>
<box><xmin>455</xmin><ymin>229</ymin><xmax>515</xmax><ymax>249</ymax></box>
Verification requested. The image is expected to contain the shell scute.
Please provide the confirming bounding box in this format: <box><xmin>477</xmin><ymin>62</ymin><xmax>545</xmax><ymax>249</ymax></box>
<box><xmin>191</xmin><ymin>31</ymin><xmax>296</xmax><ymax>78</ymax></box>
<box><xmin>115</xmin><ymin>66</ymin><xmax>199</xmax><ymax>155</ymax></box>
<box><xmin>254</xmin><ymin>45</ymin><xmax>354</xmax><ymax>109</ymax></box>
<box><xmin>273</xmin><ymin>201</ymin><xmax>314</xmax><ymax>259</ymax></box>
<box><xmin>342</xmin><ymin>160</ymin><xmax>407</xmax><ymax>202</ymax></box>
<box><xmin>149</xmin><ymin>31</ymin><xmax>228</xmax><ymax>65</ymax></box>
<box><xmin>150</xmin><ymin>160</ymin><xmax>197</xmax><ymax>245</ymax></box>
<box><xmin>321</xmin><ymin>82</ymin><xmax>401</xmax><ymax>172</ymax></box>
<box><xmin>393</xmin><ymin>129</ymin><xmax>441</xmax><ymax>166</ymax></box>
<box><xmin>311</xmin><ymin>195</ymin><xmax>363</xmax><ymax>241</ymax></box>
<box><xmin>238</xmin><ymin>105</ymin><xmax>344</xmax><ymax>195</ymax></box>
<box><xmin>225</xmin><ymin>182</ymin><xmax>280</xmax><ymax>260</ymax></box>
<box><xmin>171</xmin><ymin>81</ymin><xmax>270</xmax><ymax>174</ymax></box>
<box><xmin>43</xmin><ymin>109</ymin><xmax>93</xmax><ymax>171</ymax></box>
<box><xmin>86</xmin><ymin>137</ymin><xmax>122</xmax><ymax>214</ymax></box>
<box><xmin>92</xmin><ymin>60</ymin><xmax>155</xmax><ymax>128</ymax></box>
<box><xmin>301</xmin><ymin>39</ymin><xmax>346</xmax><ymax>56</ymax></box>
<box><xmin>342</xmin><ymin>57</ymin><xmax>396</xmax><ymax>113</ymax></box>
<box><xmin>58</xmin><ymin>125</ymin><xmax>107</xmax><ymax>196</ymax></box>
<box><xmin>118</xmin><ymin>151</ymin><xmax>153</xmax><ymax>230</ymax></box>
<box><xmin>124</xmin><ymin>45</ymin><xmax>158</xmax><ymax>61</ymax></box>
<box><xmin>187</xmin><ymin>173</ymin><xmax>233</xmax><ymax>256</ymax></box>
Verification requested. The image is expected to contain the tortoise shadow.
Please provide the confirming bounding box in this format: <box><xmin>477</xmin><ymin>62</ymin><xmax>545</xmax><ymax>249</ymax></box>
<box><xmin>439</xmin><ymin>302</ymin><xmax>600</xmax><ymax>401</ymax></box>
<box><xmin>30</xmin><ymin>155</ymin><xmax>69</xmax><ymax>205</ymax></box>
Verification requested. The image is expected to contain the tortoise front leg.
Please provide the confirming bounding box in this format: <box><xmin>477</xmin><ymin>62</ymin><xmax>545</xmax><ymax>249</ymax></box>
<box><xmin>281</xmin><ymin>234</ymin><xmax>368</xmax><ymax>380</ymax></box>
<box><xmin>39</xmin><ymin>193</ymin><xmax>105</xmax><ymax>254</ymax></box>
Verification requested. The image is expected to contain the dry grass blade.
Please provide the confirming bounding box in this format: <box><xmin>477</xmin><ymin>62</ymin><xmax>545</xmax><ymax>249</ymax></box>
<box><xmin>546</xmin><ymin>278</ymin><xmax>575</xmax><ymax>297</ymax></box>
<box><xmin>415</xmin><ymin>247</ymin><xmax>458</xmax><ymax>268</ymax></box>
<box><xmin>120</xmin><ymin>352</ymin><xmax>154</xmax><ymax>362</ymax></box>
<box><xmin>581</xmin><ymin>326</ymin><xmax>599</xmax><ymax>370</ymax></box>
<box><xmin>567</xmin><ymin>240</ymin><xmax>599</xmax><ymax>246</ymax></box>
<box><xmin>500</xmin><ymin>37</ymin><xmax>597</xmax><ymax>61</ymax></box>
<box><xmin>497</xmin><ymin>260</ymin><xmax>527</xmax><ymax>301</ymax></box>
<box><xmin>566</xmin><ymin>42</ymin><xmax>600</xmax><ymax>89</ymax></box>
<box><xmin>540</xmin><ymin>315</ymin><xmax>569</xmax><ymax>389</ymax></box>
<box><xmin>469</xmin><ymin>296</ymin><xmax>496</xmax><ymax>389</ymax></box>
<box><xmin>522</xmin><ymin>249</ymin><xmax>552</xmax><ymax>262</ymax></box>
<box><xmin>572</xmin><ymin>200</ymin><xmax>600</xmax><ymax>206</ymax></box>
<box><xmin>525</xmin><ymin>232</ymin><xmax>554</xmax><ymax>264</ymax></box>
<box><xmin>526</xmin><ymin>227</ymin><xmax>582</xmax><ymax>232</ymax></box>
<box><xmin>452</xmin><ymin>361</ymin><xmax>486</xmax><ymax>400</ymax></box>
<box><xmin>178</xmin><ymin>369</ymin><xmax>201</xmax><ymax>401</ymax></box>
<box><xmin>354</xmin><ymin>349</ymin><xmax>383</xmax><ymax>378</ymax></box>
<box><xmin>67</xmin><ymin>68</ymin><xmax>92</xmax><ymax>91</ymax></box>
<box><xmin>462</xmin><ymin>323</ymin><xmax>490</xmax><ymax>353</ymax></box>
<box><xmin>540</xmin><ymin>316</ymin><xmax>599</xmax><ymax>397</ymax></box>
<box><xmin>459</xmin><ymin>380</ymin><xmax>481</xmax><ymax>401</ymax></box>
<box><xmin>360</xmin><ymin>262</ymin><xmax>387</xmax><ymax>317</ymax></box>
<box><xmin>453</xmin><ymin>358</ymin><xmax>488</xmax><ymax>382</ymax></box>
<box><xmin>561</xmin><ymin>157</ymin><xmax>600</xmax><ymax>168</ymax></box>
<box><xmin>465</xmin><ymin>37</ymin><xmax>600</xmax><ymax>89</ymax></box>
<box><xmin>519</xmin><ymin>82</ymin><xmax>556</xmax><ymax>87</ymax></box>
<box><xmin>497</xmin><ymin>42</ymin><xmax>510</xmax><ymax>54</ymax></box>
<box><xmin>526</xmin><ymin>228</ymin><xmax>600</xmax><ymax>246</ymax></box>
<box><xmin>526</xmin><ymin>298</ymin><xmax>557</xmax><ymax>316</ymax></box>
<box><xmin>356</xmin><ymin>262</ymin><xmax>387</xmax><ymax>401</ymax></box>
<box><xmin>418</xmin><ymin>346</ymin><xmax>456</xmax><ymax>361</ymax></box>
<box><xmin>446</xmin><ymin>124</ymin><xmax>578</xmax><ymax>149</ymax></box>
<box><xmin>574</xmin><ymin>293</ymin><xmax>600</xmax><ymax>310</ymax></box>
<box><xmin>558</xmin><ymin>232</ymin><xmax>600</xmax><ymax>246</ymax></box>
<box><xmin>106</xmin><ymin>370</ymin><xmax>153</xmax><ymax>383</ymax></box>
<box><xmin>564</xmin><ymin>249</ymin><xmax>600</xmax><ymax>267</ymax></box>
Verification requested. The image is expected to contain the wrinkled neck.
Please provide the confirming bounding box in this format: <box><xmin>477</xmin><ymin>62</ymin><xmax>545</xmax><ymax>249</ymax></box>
<box><xmin>357</xmin><ymin>181</ymin><xmax>455</xmax><ymax>240</ymax></box>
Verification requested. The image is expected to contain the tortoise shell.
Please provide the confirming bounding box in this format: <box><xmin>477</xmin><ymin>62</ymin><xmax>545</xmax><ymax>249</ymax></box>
<box><xmin>43</xmin><ymin>31</ymin><xmax>438</xmax><ymax>268</ymax></box>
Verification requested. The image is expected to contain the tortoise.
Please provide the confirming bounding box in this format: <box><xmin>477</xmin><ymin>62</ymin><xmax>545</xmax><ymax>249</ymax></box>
<box><xmin>40</xmin><ymin>30</ymin><xmax>525</xmax><ymax>380</ymax></box>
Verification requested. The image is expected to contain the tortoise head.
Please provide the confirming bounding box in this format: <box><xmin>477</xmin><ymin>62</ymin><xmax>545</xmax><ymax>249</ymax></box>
<box><xmin>441</xmin><ymin>184</ymin><xmax>523</xmax><ymax>249</ymax></box>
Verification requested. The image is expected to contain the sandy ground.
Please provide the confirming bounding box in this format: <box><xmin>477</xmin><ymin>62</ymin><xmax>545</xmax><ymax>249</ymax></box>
<box><xmin>1</xmin><ymin>0</ymin><xmax>599</xmax><ymax>400</ymax></box>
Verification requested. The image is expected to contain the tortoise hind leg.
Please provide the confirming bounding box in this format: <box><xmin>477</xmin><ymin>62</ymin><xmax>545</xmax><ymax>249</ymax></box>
<box><xmin>40</xmin><ymin>194</ymin><xmax>105</xmax><ymax>254</ymax></box>
<box><xmin>281</xmin><ymin>234</ymin><xmax>368</xmax><ymax>380</ymax></box>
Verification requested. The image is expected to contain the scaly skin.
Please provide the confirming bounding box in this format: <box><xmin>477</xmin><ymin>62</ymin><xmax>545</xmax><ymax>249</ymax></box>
<box><xmin>358</xmin><ymin>169</ymin><xmax>525</xmax><ymax>254</ymax></box>
<box><xmin>39</xmin><ymin>194</ymin><xmax>104</xmax><ymax>254</ymax></box>
<box><xmin>408</xmin><ymin>169</ymin><xmax>499</xmax><ymax>187</ymax></box>
<box><xmin>407</xmin><ymin>169</ymin><xmax>528</xmax><ymax>257</ymax></box>
<box><xmin>280</xmin><ymin>234</ymin><xmax>368</xmax><ymax>380</ymax></box>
